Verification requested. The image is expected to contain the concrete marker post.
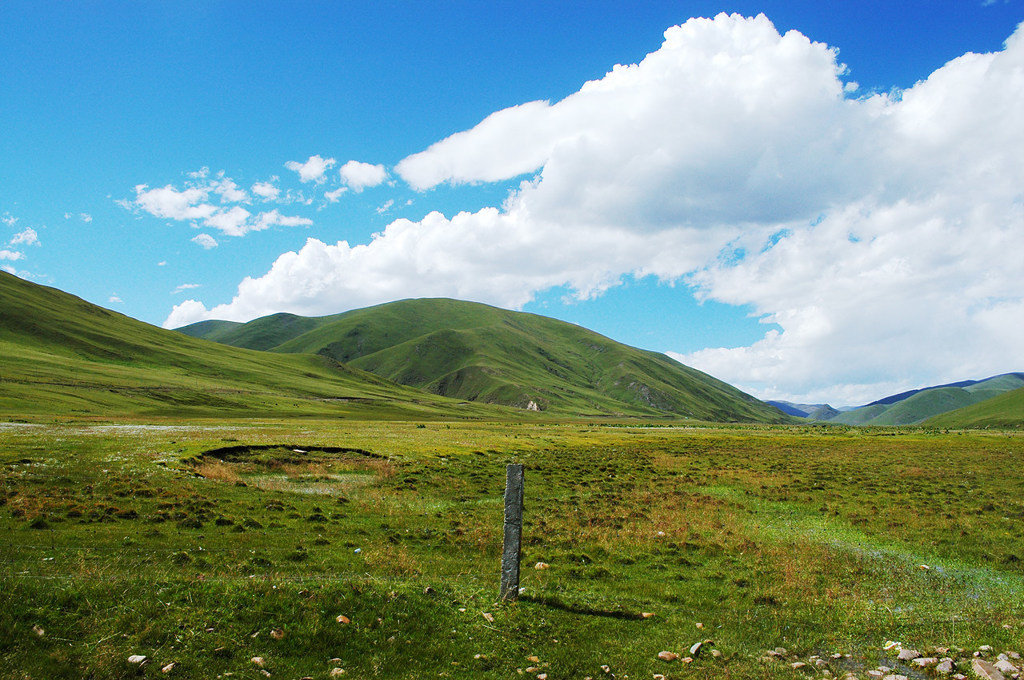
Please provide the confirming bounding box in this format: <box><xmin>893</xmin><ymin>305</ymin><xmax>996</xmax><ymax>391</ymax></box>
<box><xmin>500</xmin><ymin>463</ymin><xmax>524</xmax><ymax>602</ymax></box>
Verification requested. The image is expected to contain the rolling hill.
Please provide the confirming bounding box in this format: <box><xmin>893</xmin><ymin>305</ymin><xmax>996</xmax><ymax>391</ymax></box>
<box><xmin>825</xmin><ymin>373</ymin><xmax>1024</xmax><ymax>426</ymax></box>
<box><xmin>0</xmin><ymin>272</ymin><xmax>509</xmax><ymax>420</ymax></box>
<box><xmin>179</xmin><ymin>298</ymin><xmax>790</xmax><ymax>422</ymax></box>
<box><xmin>924</xmin><ymin>385</ymin><xmax>1024</xmax><ymax>429</ymax></box>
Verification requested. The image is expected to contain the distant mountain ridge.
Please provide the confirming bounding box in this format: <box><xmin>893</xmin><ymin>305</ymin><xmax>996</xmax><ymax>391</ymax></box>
<box><xmin>773</xmin><ymin>373</ymin><xmax>1024</xmax><ymax>426</ymax></box>
<box><xmin>179</xmin><ymin>298</ymin><xmax>790</xmax><ymax>422</ymax></box>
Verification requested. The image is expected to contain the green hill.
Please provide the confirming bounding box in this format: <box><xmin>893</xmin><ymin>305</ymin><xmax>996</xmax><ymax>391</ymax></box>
<box><xmin>0</xmin><ymin>272</ymin><xmax>506</xmax><ymax>420</ymax></box>
<box><xmin>826</xmin><ymin>373</ymin><xmax>1024</xmax><ymax>426</ymax></box>
<box><xmin>924</xmin><ymin>386</ymin><xmax>1024</xmax><ymax>428</ymax></box>
<box><xmin>180</xmin><ymin>298</ymin><xmax>789</xmax><ymax>422</ymax></box>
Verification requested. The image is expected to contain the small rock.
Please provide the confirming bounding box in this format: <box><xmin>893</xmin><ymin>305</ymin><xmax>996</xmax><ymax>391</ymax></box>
<box><xmin>1008</xmin><ymin>651</ymin><xmax>1022</xmax><ymax>660</ymax></box>
<box><xmin>654</xmin><ymin>675</ymin><xmax>666</xmax><ymax>680</ymax></box>
<box><xmin>424</xmin><ymin>586</ymin><xmax>435</xmax><ymax>595</ymax></box>
<box><xmin>935</xmin><ymin>658</ymin><xmax>955</xmax><ymax>675</ymax></box>
<box><xmin>526</xmin><ymin>667</ymin><xmax>538</xmax><ymax>673</ymax></box>
<box><xmin>897</xmin><ymin>649</ymin><xmax>921</xmax><ymax>661</ymax></box>
<box><xmin>867</xmin><ymin>671</ymin><xmax>884</xmax><ymax>679</ymax></box>
<box><xmin>696</xmin><ymin>622</ymin><xmax>705</xmax><ymax>629</ymax></box>
<box><xmin>981</xmin><ymin>646</ymin><xmax>995</xmax><ymax>654</ymax></box>
<box><xmin>912</xmin><ymin>657</ymin><xmax>938</xmax><ymax>668</ymax></box>
<box><xmin>31</xmin><ymin>625</ymin><xmax>44</xmax><ymax>637</ymax></box>
<box><xmin>882</xmin><ymin>675</ymin><xmax>908</xmax><ymax>680</ymax></box>
<box><xmin>537</xmin><ymin>674</ymin><xmax>548</xmax><ymax>680</ymax></box>
<box><xmin>775</xmin><ymin>647</ymin><xmax>788</xmax><ymax>656</ymax></box>
<box><xmin>527</xmin><ymin>656</ymin><xmax>540</xmax><ymax>663</ymax></box>
<box><xmin>128</xmin><ymin>655</ymin><xmax>147</xmax><ymax>664</ymax></box>
<box><xmin>972</xmin><ymin>658</ymin><xmax>1006</xmax><ymax>680</ymax></box>
<box><xmin>270</xmin><ymin>628</ymin><xmax>284</xmax><ymax>640</ymax></box>
<box><xmin>161</xmin><ymin>662</ymin><xmax>177</xmax><ymax>674</ymax></box>
<box><xmin>994</xmin><ymin>659</ymin><xmax>1019</xmax><ymax>674</ymax></box>
<box><xmin>689</xmin><ymin>641</ymin><xmax>703</xmax><ymax>657</ymax></box>
<box><xmin>657</xmin><ymin>651</ymin><xmax>679</xmax><ymax>662</ymax></box>
<box><xmin>534</xmin><ymin>562</ymin><xmax>550</xmax><ymax>570</ymax></box>
<box><xmin>816</xmin><ymin>658</ymin><xmax>830</xmax><ymax>668</ymax></box>
<box><xmin>791</xmin><ymin>661</ymin><xmax>807</xmax><ymax>669</ymax></box>
<box><xmin>260</xmin><ymin>671</ymin><xmax>271</xmax><ymax>678</ymax></box>
<box><xmin>251</xmin><ymin>657</ymin><xmax>265</xmax><ymax>667</ymax></box>
<box><xmin>641</xmin><ymin>612</ymin><xmax>655</xmax><ymax>619</ymax></box>
<box><xmin>682</xmin><ymin>656</ymin><xmax>694</xmax><ymax>663</ymax></box>
<box><xmin>329</xmin><ymin>669</ymin><xmax>345</xmax><ymax>677</ymax></box>
<box><xmin>711</xmin><ymin>649</ymin><xmax>723</xmax><ymax>659</ymax></box>
<box><xmin>336</xmin><ymin>614</ymin><xmax>350</xmax><ymax>624</ymax></box>
<box><xmin>601</xmin><ymin>665</ymin><xmax>611</xmax><ymax>673</ymax></box>
<box><xmin>482</xmin><ymin>612</ymin><xmax>494</xmax><ymax>623</ymax></box>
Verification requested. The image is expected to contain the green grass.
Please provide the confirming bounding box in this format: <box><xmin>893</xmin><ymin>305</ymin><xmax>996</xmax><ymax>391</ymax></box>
<box><xmin>3</xmin><ymin>420</ymin><xmax>1024</xmax><ymax>678</ymax></box>
<box><xmin>182</xmin><ymin>297</ymin><xmax>790</xmax><ymax>422</ymax></box>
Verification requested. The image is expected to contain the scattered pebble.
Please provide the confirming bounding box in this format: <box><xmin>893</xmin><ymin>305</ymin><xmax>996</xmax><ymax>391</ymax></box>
<box><xmin>657</xmin><ymin>651</ymin><xmax>679</xmax><ymax>662</ymax></box>
<box><xmin>329</xmin><ymin>669</ymin><xmax>345</xmax><ymax>677</ymax></box>
<box><xmin>534</xmin><ymin>562</ymin><xmax>550</xmax><ymax>570</ymax></box>
<box><xmin>336</xmin><ymin>615</ymin><xmax>350</xmax><ymax>624</ymax></box>
<box><xmin>482</xmin><ymin>612</ymin><xmax>494</xmax><ymax>623</ymax></box>
<box><xmin>689</xmin><ymin>641</ymin><xmax>703</xmax><ymax>657</ymax></box>
<box><xmin>31</xmin><ymin>625</ymin><xmax>44</xmax><ymax>637</ymax></box>
<box><xmin>161</xmin><ymin>662</ymin><xmax>176</xmax><ymax>674</ymax></box>
<box><xmin>270</xmin><ymin>628</ymin><xmax>285</xmax><ymax>640</ymax></box>
<box><xmin>640</xmin><ymin>612</ymin><xmax>655</xmax><ymax>619</ymax></box>
<box><xmin>128</xmin><ymin>655</ymin><xmax>147</xmax><ymax>664</ymax></box>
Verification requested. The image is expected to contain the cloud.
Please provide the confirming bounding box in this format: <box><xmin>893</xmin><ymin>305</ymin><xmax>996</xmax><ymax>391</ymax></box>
<box><xmin>191</xmin><ymin>233</ymin><xmax>218</xmax><ymax>249</ymax></box>
<box><xmin>339</xmin><ymin>160</ymin><xmax>387</xmax><ymax>191</ymax></box>
<box><xmin>108</xmin><ymin>294</ymin><xmax>123</xmax><ymax>304</ymax></box>
<box><xmin>251</xmin><ymin>180</ymin><xmax>280</xmax><ymax>201</ymax></box>
<box><xmin>324</xmin><ymin>187</ymin><xmax>347</xmax><ymax>203</ymax></box>
<box><xmin>164</xmin><ymin>14</ymin><xmax>1024</xmax><ymax>404</ymax></box>
<box><xmin>132</xmin><ymin>184</ymin><xmax>218</xmax><ymax>222</ymax></box>
<box><xmin>253</xmin><ymin>210</ymin><xmax>313</xmax><ymax>231</ymax></box>
<box><xmin>172</xmin><ymin>283</ymin><xmax>202</xmax><ymax>294</ymax></box>
<box><xmin>9</xmin><ymin>227</ymin><xmax>39</xmax><ymax>247</ymax></box>
<box><xmin>285</xmin><ymin>155</ymin><xmax>336</xmax><ymax>183</ymax></box>
<box><xmin>125</xmin><ymin>176</ymin><xmax>312</xmax><ymax>237</ymax></box>
<box><xmin>212</xmin><ymin>176</ymin><xmax>247</xmax><ymax>203</ymax></box>
<box><xmin>1</xmin><ymin>213</ymin><xmax>17</xmax><ymax>227</ymax></box>
<box><xmin>0</xmin><ymin>249</ymin><xmax>24</xmax><ymax>261</ymax></box>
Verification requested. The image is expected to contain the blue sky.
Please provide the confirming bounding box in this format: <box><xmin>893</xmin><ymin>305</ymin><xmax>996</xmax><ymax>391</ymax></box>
<box><xmin>2</xmin><ymin>0</ymin><xmax>1022</xmax><ymax>405</ymax></box>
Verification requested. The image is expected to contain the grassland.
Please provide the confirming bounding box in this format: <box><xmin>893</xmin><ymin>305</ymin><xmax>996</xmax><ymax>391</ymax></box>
<box><xmin>4</xmin><ymin>420</ymin><xmax>1024</xmax><ymax>679</ymax></box>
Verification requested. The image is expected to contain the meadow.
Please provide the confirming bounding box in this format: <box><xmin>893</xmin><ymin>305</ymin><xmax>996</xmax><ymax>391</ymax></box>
<box><xmin>3</xmin><ymin>419</ymin><xmax>1024</xmax><ymax>679</ymax></box>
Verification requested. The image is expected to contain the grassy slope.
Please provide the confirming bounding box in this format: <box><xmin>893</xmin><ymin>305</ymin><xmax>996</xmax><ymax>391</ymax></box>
<box><xmin>0</xmin><ymin>272</ymin><xmax>505</xmax><ymax>420</ymax></box>
<box><xmin>190</xmin><ymin>298</ymin><xmax>788</xmax><ymax>422</ymax></box>
<box><xmin>830</xmin><ymin>373</ymin><xmax>1024</xmax><ymax>426</ymax></box>
<box><xmin>925</xmin><ymin>385</ymin><xmax>1024</xmax><ymax>428</ymax></box>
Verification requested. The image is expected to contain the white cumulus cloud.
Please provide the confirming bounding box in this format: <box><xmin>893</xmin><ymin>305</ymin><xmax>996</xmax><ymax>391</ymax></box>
<box><xmin>191</xmin><ymin>233</ymin><xmax>218</xmax><ymax>249</ymax></box>
<box><xmin>9</xmin><ymin>227</ymin><xmax>39</xmax><ymax>247</ymax></box>
<box><xmin>339</xmin><ymin>160</ymin><xmax>387</xmax><ymax>191</ymax></box>
<box><xmin>285</xmin><ymin>154</ymin><xmax>336</xmax><ymax>183</ymax></box>
<box><xmin>251</xmin><ymin>180</ymin><xmax>280</xmax><ymax>201</ymax></box>
<box><xmin>0</xmin><ymin>249</ymin><xmax>25</xmax><ymax>261</ymax></box>
<box><xmin>163</xmin><ymin>13</ymin><xmax>1024</xmax><ymax>404</ymax></box>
